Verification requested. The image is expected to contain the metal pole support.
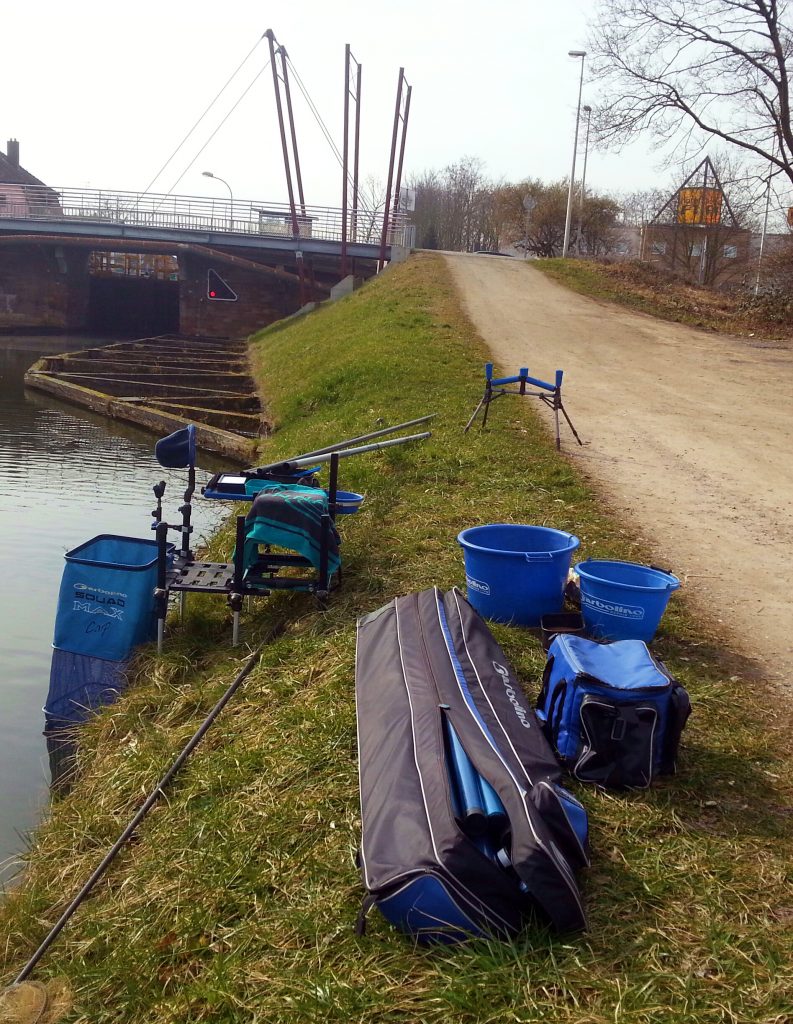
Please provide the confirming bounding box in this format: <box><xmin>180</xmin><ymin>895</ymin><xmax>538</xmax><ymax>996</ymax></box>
<box><xmin>154</xmin><ymin>521</ymin><xmax>170</xmax><ymax>654</ymax></box>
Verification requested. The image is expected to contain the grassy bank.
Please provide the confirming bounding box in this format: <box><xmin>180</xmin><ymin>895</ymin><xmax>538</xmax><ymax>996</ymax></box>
<box><xmin>2</xmin><ymin>253</ymin><xmax>792</xmax><ymax>1022</ymax></box>
<box><xmin>535</xmin><ymin>257</ymin><xmax>793</xmax><ymax>342</ymax></box>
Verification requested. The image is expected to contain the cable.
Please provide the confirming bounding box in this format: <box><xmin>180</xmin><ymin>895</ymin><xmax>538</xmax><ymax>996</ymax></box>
<box><xmin>142</xmin><ymin>33</ymin><xmax>266</xmax><ymax>197</ymax></box>
<box><xmin>287</xmin><ymin>56</ymin><xmax>344</xmax><ymax>164</ymax></box>
<box><xmin>159</xmin><ymin>60</ymin><xmax>270</xmax><ymax>201</ymax></box>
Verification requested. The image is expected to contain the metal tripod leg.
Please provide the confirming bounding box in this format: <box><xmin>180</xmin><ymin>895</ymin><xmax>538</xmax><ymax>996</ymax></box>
<box><xmin>558</xmin><ymin>400</ymin><xmax>584</xmax><ymax>446</ymax></box>
<box><xmin>464</xmin><ymin>392</ymin><xmax>487</xmax><ymax>433</ymax></box>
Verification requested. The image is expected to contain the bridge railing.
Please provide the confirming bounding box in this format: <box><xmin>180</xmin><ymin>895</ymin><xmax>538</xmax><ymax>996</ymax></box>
<box><xmin>0</xmin><ymin>184</ymin><xmax>409</xmax><ymax>248</ymax></box>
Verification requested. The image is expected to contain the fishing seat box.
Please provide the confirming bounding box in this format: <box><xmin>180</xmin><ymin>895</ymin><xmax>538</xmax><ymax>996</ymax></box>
<box><xmin>536</xmin><ymin>635</ymin><xmax>691</xmax><ymax>789</ymax></box>
<box><xmin>355</xmin><ymin>587</ymin><xmax>589</xmax><ymax>943</ymax></box>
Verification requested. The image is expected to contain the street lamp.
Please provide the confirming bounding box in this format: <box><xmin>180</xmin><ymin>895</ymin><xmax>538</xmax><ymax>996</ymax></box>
<box><xmin>576</xmin><ymin>104</ymin><xmax>592</xmax><ymax>256</ymax></box>
<box><xmin>562</xmin><ymin>50</ymin><xmax>586</xmax><ymax>259</ymax></box>
<box><xmin>202</xmin><ymin>170</ymin><xmax>234</xmax><ymax>231</ymax></box>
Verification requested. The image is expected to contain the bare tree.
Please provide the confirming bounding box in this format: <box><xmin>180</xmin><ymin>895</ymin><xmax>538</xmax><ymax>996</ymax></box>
<box><xmin>409</xmin><ymin>169</ymin><xmax>443</xmax><ymax>248</ymax></box>
<box><xmin>496</xmin><ymin>179</ymin><xmax>620</xmax><ymax>256</ymax></box>
<box><xmin>616</xmin><ymin>188</ymin><xmax>670</xmax><ymax>226</ymax></box>
<box><xmin>410</xmin><ymin>158</ymin><xmax>500</xmax><ymax>251</ymax></box>
<box><xmin>590</xmin><ymin>0</ymin><xmax>793</xmax><ymax>188</ymax></box>
<box><xmin>357</xmin><ymin>175</ymin><xmax>387</xmax><ymax>244</ymax></box>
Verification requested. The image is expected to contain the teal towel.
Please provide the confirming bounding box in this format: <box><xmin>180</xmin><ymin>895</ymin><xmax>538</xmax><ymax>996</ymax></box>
<box><xmin>243</xmin><ymin>482</ymin><xmax>341</xmax><ymax>575</ymax></box>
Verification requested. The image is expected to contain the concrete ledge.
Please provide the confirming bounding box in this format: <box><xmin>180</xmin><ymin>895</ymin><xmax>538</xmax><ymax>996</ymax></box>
<box><xmin>24</xmin><ymin>369</ymin><xmax>259</xmax><ymax>463</ymax></box>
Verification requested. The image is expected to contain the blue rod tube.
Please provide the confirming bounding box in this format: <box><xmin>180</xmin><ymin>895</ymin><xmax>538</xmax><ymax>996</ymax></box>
<box><xmin>479</xmin><ymin>776</ymin><xmax>508</xmax><ymax>827</ymax></box>
<box><xmin>444</xmin><ymin>719</ymin><xmax>486</xmax><ymax>835</ymax></box>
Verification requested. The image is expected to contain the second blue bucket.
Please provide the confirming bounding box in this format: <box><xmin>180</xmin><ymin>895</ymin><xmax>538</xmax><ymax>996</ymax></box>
<box><xmin>575</xmin><ymin>559</ymin><xmax>680</xmax><ymax>642</ymax></box>
<box><xmin>457</xmin><ymin>524</ymin><xmax>580</xmax><ymax>627</ymax></box>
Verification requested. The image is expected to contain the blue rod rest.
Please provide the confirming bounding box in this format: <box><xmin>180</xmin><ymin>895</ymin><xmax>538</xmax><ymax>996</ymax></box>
<box><xmin>522</xmin><ymin>373</ymin><xmax>556</xmax><ymax>392</ymax></box>
<box><xmin>485</xmin><ymin>364</ymin><xmax>560</xmax><ymax>393</ymax></box>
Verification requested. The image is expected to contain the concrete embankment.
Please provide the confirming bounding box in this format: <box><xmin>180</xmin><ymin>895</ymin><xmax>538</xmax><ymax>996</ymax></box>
<box><xmin>24</xmin><ymin>334</ymin><xmax>265</xmax><ymax>462</ymax></box>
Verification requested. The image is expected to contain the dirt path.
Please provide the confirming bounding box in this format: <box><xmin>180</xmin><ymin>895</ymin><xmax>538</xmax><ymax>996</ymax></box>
<box><xmin>446</xmin><ymin>253</ymin><xmax>793</xmax><ymax>684</ymax></box>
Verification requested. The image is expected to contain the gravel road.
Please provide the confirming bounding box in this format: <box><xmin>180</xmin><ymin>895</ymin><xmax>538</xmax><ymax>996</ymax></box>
<box><xmin>446</xmin><ymin>253</ymin><xmax>793</xmax><ymax>684</ymax></box>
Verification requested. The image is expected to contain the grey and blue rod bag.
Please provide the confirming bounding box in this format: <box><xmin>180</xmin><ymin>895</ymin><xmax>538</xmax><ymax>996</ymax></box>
<box><xmin>355</xmin><ymin>587</ymin><xmax>588</xmax><ymax>943</ymax></box>
<box><xmin>536</xmin><ymin>635</ymin><xmax>691</xmax><ymax>789</ymax></box>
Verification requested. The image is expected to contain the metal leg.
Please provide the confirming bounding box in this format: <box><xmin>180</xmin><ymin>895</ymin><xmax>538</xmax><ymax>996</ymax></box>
<box><xmin>155</xmin><ymin>521</ymin><xmax>169</xmax><ymax>655</ymax></box>
<box><xmin>230</xmin><ymin>516</ymin><xmax>246</xmax><ymax>647</ymax></box>
<box><xmin>480</xmin><ymin>394</ymin><xmax>492</xmax><ymax>430</ymax></box>
<box><xmin>464</xmin><ymin>392</ymin><xmax>487</xmax><ymax>433</ymax></box>
<box><xmin>559</xmin><ymin>400</ymin><xmax>584</xmax><ymax>446</ymax></box>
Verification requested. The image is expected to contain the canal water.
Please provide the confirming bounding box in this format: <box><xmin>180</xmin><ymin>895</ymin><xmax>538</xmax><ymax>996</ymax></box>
<box><xmin>0</xmin><ymin>336</ymin><xmax>228</xmax><ymax>889</ymax></box>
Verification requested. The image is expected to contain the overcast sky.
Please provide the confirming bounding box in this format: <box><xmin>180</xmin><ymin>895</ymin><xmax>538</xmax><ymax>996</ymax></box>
<box><xmin>0</xmin><ymin>0</ymin><xmax>728</xmax><ymax>209</ymax></box>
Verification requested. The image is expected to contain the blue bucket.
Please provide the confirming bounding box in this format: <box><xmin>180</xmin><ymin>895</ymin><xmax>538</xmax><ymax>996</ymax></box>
<box><xmin>575</xmin><ymin>560</ymin><xmax>680</xmax><ymax>642</ymax></box>
<box><xmin>457</xmin><ymin>524</ymin><xmax>580</xmax><ymax>626</ymax></box>
<box><xmin>53</xmin><ymin>535</ymin><xmax>167</xmax><ymax>662</ymax></box>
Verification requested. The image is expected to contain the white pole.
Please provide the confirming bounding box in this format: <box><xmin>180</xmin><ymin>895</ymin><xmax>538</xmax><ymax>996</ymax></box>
<box><xmin>576</xmin><ymin>105</ymin><xmax>592</xmax><ymax>256</ymax></box>
<box><xmin>562</xmin><ymin>51</ymin><xmax>586</xmax><ymax>259</ymax></box>
<box><xmin>203</xmin><ymin>171</ymin><xmax>234</xmax><ymax>231</ymax></box>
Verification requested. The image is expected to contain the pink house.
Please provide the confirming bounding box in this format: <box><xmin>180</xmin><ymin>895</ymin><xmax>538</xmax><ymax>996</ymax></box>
<box><xmin>0</xmin><ymin>139</ymin><xmax>60</xmax><ymax>217</ymax></box>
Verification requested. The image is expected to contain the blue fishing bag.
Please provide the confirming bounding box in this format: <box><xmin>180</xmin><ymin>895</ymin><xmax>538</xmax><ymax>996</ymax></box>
<box><xmin>356</xmin><ymin>588</ymin><xmax>589</xmax><ymax>944</ymax></box>
<box><xmin>536</xmin><ymin>635</ymin><xmax>691</xmax><ymax>789</ymax></box>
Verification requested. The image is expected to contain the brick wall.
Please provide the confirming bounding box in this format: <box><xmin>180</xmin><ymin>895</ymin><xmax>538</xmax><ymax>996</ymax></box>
<box><xmin>0</xmin><ymin>244</ymin><xmax>89</xmax><ymax>329</ymax></box>
<box><xmin>0</xmin><ymin>242</ymin><xmax>306</xmax><ymax>337</ymax></box>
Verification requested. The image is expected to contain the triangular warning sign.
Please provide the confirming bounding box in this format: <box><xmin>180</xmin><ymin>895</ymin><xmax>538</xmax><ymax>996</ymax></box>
<box><xmin>207</xmin><ymin>269</ymin><xmax>238</xmax><ymax>301</ymax></box>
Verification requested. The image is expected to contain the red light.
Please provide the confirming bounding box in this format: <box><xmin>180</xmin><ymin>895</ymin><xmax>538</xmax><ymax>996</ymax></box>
<box><xmin>209</xmin><ymin>290</ymin><xmax>216</xmax><ymax>298</ymax></box>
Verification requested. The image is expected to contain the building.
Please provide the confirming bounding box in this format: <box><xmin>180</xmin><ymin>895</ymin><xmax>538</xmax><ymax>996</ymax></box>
<box><xmin>638</xmin><ymin>158</ymin><xmax>752</xmax><ymax>288</ymax></box>
<box><xmin>0</xmin><ymin>139</ymin><xmax>61</xmax><ymax>217</ymax></box>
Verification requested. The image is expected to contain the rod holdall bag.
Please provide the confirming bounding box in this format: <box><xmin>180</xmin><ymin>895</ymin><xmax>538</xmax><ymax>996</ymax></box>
<box><xmin>356</xmin><ymin>587</ymin><xmax>589</xmax><ymax>945</ymax></box>
<box><xmin>536</xmin><ymin>635</ymin><xmax>691</xmax><ymax>789</ymax></box>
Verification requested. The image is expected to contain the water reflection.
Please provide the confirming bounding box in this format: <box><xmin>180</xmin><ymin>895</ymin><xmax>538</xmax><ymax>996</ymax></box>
<box><xmin>0</xmin><ymin>336</ymin><xmax>230</xmax><ymax>889</ymax></box>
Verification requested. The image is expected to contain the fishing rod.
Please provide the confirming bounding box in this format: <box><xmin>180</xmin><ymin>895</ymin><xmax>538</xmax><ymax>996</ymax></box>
<box><xmin>10</xmin><ymin>643</ymin><xmax>270</xmax><ymax>988</ymax></box>
<box><xmin>251</xmin><ymin>414</ymin><xmax>435</xmax><ymax>474</ymax></box>
<box><xmin>267</xmin><ymin>430</ymin><xmax>431</xmax><ymax>473</ymax></box>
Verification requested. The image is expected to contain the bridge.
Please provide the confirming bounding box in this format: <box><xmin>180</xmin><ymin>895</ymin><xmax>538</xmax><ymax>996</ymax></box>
<box><xmin>0</xmin><ymin>184</ymin><xmax>409</xmax><ymax>259</ymax></box>
<box><xmin>0</xmin><ymin>184</ymin><xmax>411</xmax><ymax>338</ymax></box>
<box><xmin>0</xmin><ymin>30</ymin><xmax>414</xmax><ymax>339</ymax></box>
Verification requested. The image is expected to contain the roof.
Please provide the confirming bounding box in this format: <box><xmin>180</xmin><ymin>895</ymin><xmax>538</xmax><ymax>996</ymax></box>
<box><xmin>0</xmin><ymin>148</ymin><xmax>48</xmax><ymax>187</ymax></box>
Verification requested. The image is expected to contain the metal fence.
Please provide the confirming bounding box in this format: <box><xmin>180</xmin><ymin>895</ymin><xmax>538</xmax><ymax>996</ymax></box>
<box><xmin>0</xmin><ymin>184</ymin><xmax>408</xmax><ymax>247</ymax></box>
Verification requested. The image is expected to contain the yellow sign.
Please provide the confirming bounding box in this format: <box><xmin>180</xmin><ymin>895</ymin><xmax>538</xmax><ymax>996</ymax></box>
<box><xmin>677</xmin><ymin>188</ymin><xmax>723</xmax><ymax>225</ymax></box>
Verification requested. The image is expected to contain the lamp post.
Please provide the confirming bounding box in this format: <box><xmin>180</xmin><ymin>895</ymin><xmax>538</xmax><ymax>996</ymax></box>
<box><xmin>202</xmin><ymin>170</ymin><xmax>234</xmax><ymax>231</ymax></box>
<box><xmin>562</xmin><ymin>50</ymin><xmax>586</xmax><ymax>259</ymax></box>
<box><xmin>576</xmin><ymin>104</ymin><xmax>592</xmax><ymax>256</ymax></box>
